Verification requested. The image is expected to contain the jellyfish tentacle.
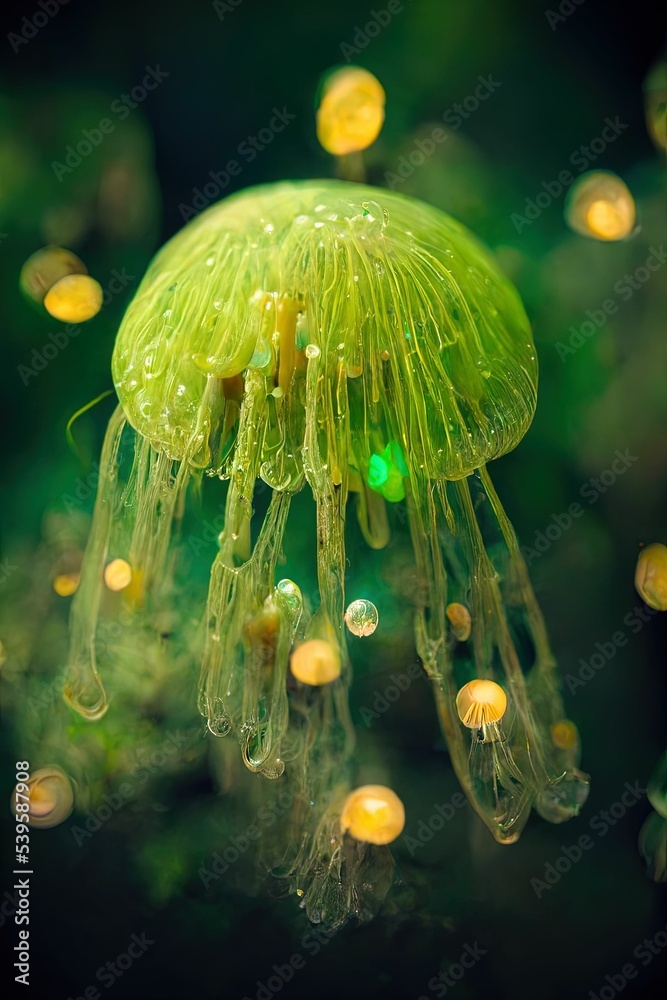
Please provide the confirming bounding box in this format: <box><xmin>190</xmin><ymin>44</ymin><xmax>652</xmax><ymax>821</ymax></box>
<box><xmin>64</xmin><ymin>405</ymin><xmax>126</xmax><ymax>720</ymax></box>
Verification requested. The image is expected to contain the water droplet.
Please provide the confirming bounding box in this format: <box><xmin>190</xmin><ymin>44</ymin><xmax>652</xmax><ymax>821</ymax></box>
<box><xmin>344</xmin><ymin>599</ymin><xmax>379</xmax><ymax>637</ymax></box>
<box><xmin>305</xmin><ymin>344</ymin><xmax>320</xmax><ymax>359</ymax></box>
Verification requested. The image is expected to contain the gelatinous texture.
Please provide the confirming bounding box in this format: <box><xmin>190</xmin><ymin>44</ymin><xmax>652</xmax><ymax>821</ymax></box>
<box><xmin>44</xmin><ymin>273</ymin><xmax>103</xmax><ymax>323</ymax></box>
<box><xmin>316</xmin><ymin>67</ymin><xmax>385</xmax><ymax>156</ymax></box>
<box><xmin>67</xmin><ymin>178</ymin><xmax>585</xmax><ymax>927</ymax></box>
<box><xmin>564</xmin><ymin>171</ymin><xmax>636</xmax><ymax>241</ymax></box>
<box><xmin>635</xmin><ymin>543</ymin><xmax>667</xmax><ymax>611</ymax></box>
<box><xmin>112</xmin><ymin>181</ymin><xmax>537</xmax><ymax>479</ymax></box>
<box><xmin>12</xmin><ymin>767</ymin><xmax>74</xmax><ymax>829</ymax></box>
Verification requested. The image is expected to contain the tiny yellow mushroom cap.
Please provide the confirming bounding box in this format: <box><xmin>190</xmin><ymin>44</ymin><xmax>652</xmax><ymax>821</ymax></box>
<box><xmin>53</xmin><ymin>572</ymin><xmax>80</xmax><ymax>597</ymax></box>
<box><xmin>446</xmin><ymin>602</ymin><xmax>472</xmax><ymax>642</ymax></box>
<box><xmin>456</xmin><ymin>679</ymin><xmax>507</xmax><ymax>729</ymax></box>
<box><xmin>635</xmin><ymin>543</ymin><xmax>667</xmax><ymax>611</ymax></box>
<box><xmin>12</xmin><ymin>767</ymin><xmax>74</xmax><ymax>829</ymax></box>
<box><xmin>317</xmin><ymin>67</ymin><xmax>386</xmax><ymax>156</ymax></box>
<box><xmin>565</xmin><ymin>171</ymin><xmax>635</xmax><ymax>242</ymax></box>
<box><xmin>104</xmin><ymin>558</ymin><xmax>133</xmax><ymax>592</ymax></box>
<box><xmin>290</xmin><ymin>639</ymin><xmax>341</xmax><ymax>685</ymax></box>
<box><xmin>341</xmin><ymin>784</ymin><xmax>405</xmax><ymax>845</ymax></box>
<box><xmin>44</xmin><ymin>273</ymin><xmax>103</xmax><ymax>323</ymax></box>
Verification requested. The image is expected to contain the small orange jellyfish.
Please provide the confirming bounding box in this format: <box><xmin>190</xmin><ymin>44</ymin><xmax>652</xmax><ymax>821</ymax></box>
<box><xmin>635</xmin><ymin>543</ymin><xmax>667</xmax><ymax>611</ymax></box>
<box><xmin>340</xmin><ymin>784</ymin><xmax>405</xmax><ymax>844</ymax></box>
<box><xmin>103</xmin><ymin>558</ymin><xmax>133</xmax><ymax>592</ymax></box>
<box><xmin>44</xmin><ymin>274</ymin><xmax>103</xmax><ymax>323</ymax></box>
<box><xmin>290</xmin><ymin>639</ymin><xmax>341</xmax><ymax>686</ymax></box>
<box><xmin>316</xmin><ymin>66</ymin><xmax>386</xmax><ymax>156</ymax></box>
<box><xmin>456</xmin><ymin>679</ymin><xmax>507</xmax><ymax>729</ymax></box>
<box><xmin>446</xmin><ymin>602</ymin><xmax>472</xmax><ymax>641</ymax></box>
<box><xmin>564</xmin><ymin>171</ymin><xmax>636</xmax><ymax>241</ymax></box>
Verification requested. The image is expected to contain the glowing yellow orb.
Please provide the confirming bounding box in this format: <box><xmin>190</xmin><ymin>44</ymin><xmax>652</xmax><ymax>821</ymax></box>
<box><xmin>565</xmin><ymin>171</ymin><xmax>635</xmax><ymax>241</ymax></box>
<box><xmin>103</xmin><ymin>558</ymin><xmax>133</xmax><ymax>592</ymax></box>
<box><xmin>44</xmin><ymin>274</ymin><xmax>103</xmax><ymax>323</ymax></box>
<box><xmin>635</xmin><ymin>543</ymin><xmax>667</xmax><ymax>611</ymax></box>
<box><xmin>12</xmin><ymin>767</ymin><xmax>74</xmax><ymax>829</ymax></box>
<box><xmin>53</xmin><ymin>573</ymin><xmax>80</xmax><ymax>597</ymax></box>
<box><xmin>289</xmin><ymin>639</ymin><xmax>341</xmax><ymax>685</ymax></box>
<box><xmin>456</xmin><ymin>679</ymin><xmax>507</xmax><ymax>729</ymax></box>
<box><xmin>316</xmin><ymin>67</ymin><xmax>386</xmax><ymax>156</ymax></box>
<box><xmin>340</xmin><ymin>784</ymin><xmax>405</xmax><ymax>845</ymax></box>
<box><xmin>446</xmin><ymin>602</ymin><xmax>472</xmax><ymax>641</ymax></box>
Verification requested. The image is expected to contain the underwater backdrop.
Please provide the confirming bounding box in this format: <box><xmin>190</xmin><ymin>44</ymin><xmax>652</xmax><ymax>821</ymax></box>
<box><xmin>1</xmin><ymin>0</ymin><xmax>666</xmax><ymax>998</ymax></box>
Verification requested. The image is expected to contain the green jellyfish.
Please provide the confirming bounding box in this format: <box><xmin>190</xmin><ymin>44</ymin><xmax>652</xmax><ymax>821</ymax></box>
<box><xmin>65</xmin><ymin>179</ymin><xmax>588</xmax><ymax>861</ymax></box>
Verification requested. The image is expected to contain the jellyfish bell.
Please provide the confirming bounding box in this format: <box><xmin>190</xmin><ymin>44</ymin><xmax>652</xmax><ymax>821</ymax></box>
<box><xmin>564</xmin><ymin>171</ymin><xmax>636</xmax><ymax>241</ymax></box>
<box><xmin>456</xmin><ymin>679</ymin><xmax>507</xmax><ymax>730</ymax></box>
<box><xmin>12</xmin><ymin>767</ymin><xmax>74</xmax><ymax>829</ymax></box>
